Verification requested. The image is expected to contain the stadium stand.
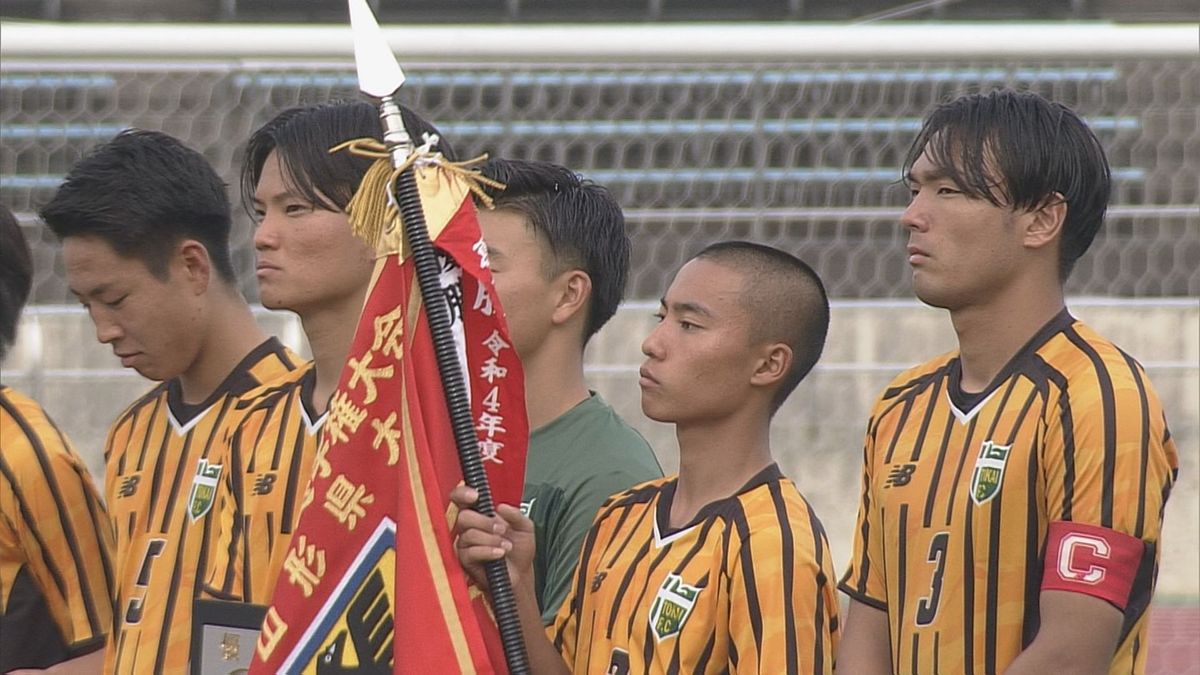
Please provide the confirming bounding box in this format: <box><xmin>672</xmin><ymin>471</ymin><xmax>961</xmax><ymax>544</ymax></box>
<box><xmin>1</xmin><ymin>59</ymin><xmax>1196</xmax><ymax>302</ymax></box>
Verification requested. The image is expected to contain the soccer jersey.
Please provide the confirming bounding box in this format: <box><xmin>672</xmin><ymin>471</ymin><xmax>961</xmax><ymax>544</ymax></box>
<box><xmin>840</xmin><ymin>310</ymin><xmax>1178</xmax><ymax>674</ymax></box>
<box><xmin>102</xmin><ymin>338</ymin><xmax>297</xmax><ymax>675</ymax></box>
<box><xmin>205</xmin><ymin>363</ymin><xmax>325</xmax><ymax>604</ymax></box>
<box><xmin>521</xmin><ymin>392</ymin><xmax>662</xmax><ymax>624</ymax></box>
<box><xmin>0</xmin><ymin>385</ymin><xmax>114</xmax><ymax>670</ymax></box>
<box><xmin>550</xmin><ymin>464</ymin><xmax>840</xmax><ymax>674</ymax></box>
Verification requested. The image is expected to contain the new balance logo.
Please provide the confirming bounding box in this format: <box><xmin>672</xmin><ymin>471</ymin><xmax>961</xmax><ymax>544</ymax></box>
<box><xmin>253</xmin><ymin>474</ymin><xmax>277</xmax><ymax>495</ymax></box>
<box><xmin>118</xmin><ymin>476</ymin><xmax>140</xmax><ymax>497</ymax></box>
<box><xmin>885</xmin><ymin>463</ymin><xmax>917</xmax><ymax>488</ymax></box>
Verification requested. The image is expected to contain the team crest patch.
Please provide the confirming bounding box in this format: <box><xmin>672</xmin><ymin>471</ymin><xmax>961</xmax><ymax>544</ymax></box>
<box><xmin>187</xmin><ymin>458</ymin><xmax>222</xmax><ymax>521</ymax></box>
<box><xmin>970</xmin><ymin>440</ymin><xmax>1011</xmax><ymax>506</ymax></box>
<box><xmin>649</xmin><ymin>574</ymin><xmax>702</xmax><ymax>642</ymax></box>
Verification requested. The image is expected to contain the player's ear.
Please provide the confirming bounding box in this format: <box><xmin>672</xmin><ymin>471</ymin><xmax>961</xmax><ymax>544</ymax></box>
<box><xmin>1024</xmin><ymin>192</ymin><xmax>1066</xmax><ymax>251</ymax></box>
<box><xmin>750</xmin><ymin>342</ymin><xmax>792</xmax><ymax>389</ymax></box>
<box><xmin>551</xmin><ymin>269</ymin><xmax>591</xmax><ymax>326</ymax></box>
<box><xmin>177</xmin><ymin>240</ymin><xmax>212</xmax><ymax>294</ymax></box>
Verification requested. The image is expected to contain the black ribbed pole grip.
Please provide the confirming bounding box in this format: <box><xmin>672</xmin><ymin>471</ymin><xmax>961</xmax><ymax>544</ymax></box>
<box><xmin>392</xmin><ymin>166</ymin><xmax>531</xmax><ymax>675</ymax></box>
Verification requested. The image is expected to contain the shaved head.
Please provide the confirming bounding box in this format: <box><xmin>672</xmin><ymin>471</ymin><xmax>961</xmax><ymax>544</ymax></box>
<box><xmin>691</xmin><ymin>241</ymin><xmax>830</xmax><ymax>413</ymax></box>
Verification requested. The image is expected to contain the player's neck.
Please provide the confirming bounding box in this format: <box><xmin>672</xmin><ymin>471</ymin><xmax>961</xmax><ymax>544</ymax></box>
<box><xmin>951</xmin><ymin>279</ymin><xmax>1064</xmax><ymax>394</ymax></box>
<box><xmin>300</xmin><ymin>287</ymin><xmax>370</xmax><ymax>416</ymax></box>
<box><xmin>521</xmin><ymin>336</ymin><xmax>589</xmax><ymax>431</ymax></box>
<box><xmin>178</xmin><ymin>294</ymin><xmax>268</xmax><ymax>405</ymax></box>
<box><xmin>671</xmin><ymin>413</ymin><xmax>773</xmax><ymax>527</ymax></box>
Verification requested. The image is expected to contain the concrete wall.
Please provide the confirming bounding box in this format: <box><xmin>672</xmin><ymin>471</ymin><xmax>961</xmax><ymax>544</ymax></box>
<box><xmin>3</xmin><ymin>299</ymin><xmax>1196</xmax><ymax>597</ymax></box>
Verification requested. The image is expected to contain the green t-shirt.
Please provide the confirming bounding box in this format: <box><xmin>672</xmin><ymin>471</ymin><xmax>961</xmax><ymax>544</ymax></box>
<box><xmin>520</xmin><ymin>392</ymin><xmax>662</xmax><ymax>624</ymax></box>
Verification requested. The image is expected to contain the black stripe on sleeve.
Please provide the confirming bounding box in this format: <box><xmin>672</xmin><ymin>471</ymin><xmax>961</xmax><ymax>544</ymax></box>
<box><xmin>269</xmin><ymin>390</ymin><xmax>296</xmax><ymax>470</ymax></box>
<box><xmin>216</xmin><ymin>439</ymin><xmax>245</xmax><ymax>596</ymax></box>
<box><xmin>1118</xmin><ymin>541</ymin><xmax>1157</xmax><ymax>644</ymax></box>
<box><xmin>281</xmin><ymin>406</ymin><xmax>310</xmax><ymax>533</ymax></box>
<box><xmin>551</xmin><ymin>497</ymin><xmax>626</xmax><ymax>652</ymax></box>
<box><xmin>134</xmin><ymin>390</ymin><xmax>168</xmax><ymax>473</ymax></box>
<box><xmin>849</xmin><ymin>436</ymin><xmax>876</xmax><ymax>597</ymax></box>
<box><xmin>1064</xmin><ymin>329</ymin><xmax>1118</xmax><ymax>527</ymax></box>
<box><xmin>805</xmin><ymin>498</ymin><xmax>828</xmax><ymax>675</ymax></box>
<box><xmin>909</xmin><ymin>376</ymin><xmax>944</xmax><ymax>462</ymax></box>
<box><xmin>48</xmin><ymin>419</ymin><xmax>115</xmax><ymax>624</ymax></box>
<box><xmin>882</xmin><ymin>399</ymin><xmax>914</xmax><ymax>465</ymax></box>
<box><xmin>241</xmin><ymin>513</ymin><xmax>254</xmax><ymax>602</ymax></box>
<box><xmin>1044</xmin><ymin>366</ymin><xmax>1076</xmax><ymax>519</ymax></box>
<box><xmin>0</xmin><ymin>455</ymin><xmax>71</xmax><ymax>604</ymax></box>
<box><xmin>0</xmin><ymin>396</ymin><xmax>102</xmax><ymax>632</ymax></box>
<box><xmin>768</xmin><ymin>482</ymin><xmax>799</xmax><ymax>673</ymax></box>
<box><xmin>246</xmin><ymin>404</ymin><xmax>275</xmax><ymax>473</ymax></box>
<box><xmin>1120</xmin><ymin>351</ymin><xmax>1152</xmax><ymax>539</ymax></box>
<box><xmin>731</xmin><ymin>501</ymin><xmax>764</xmax><ymax>660</ymax></box>
<box><xmin>895</xmin><ymin>504</ymin><xmax>909</xmax><ymax>634</ymax></box>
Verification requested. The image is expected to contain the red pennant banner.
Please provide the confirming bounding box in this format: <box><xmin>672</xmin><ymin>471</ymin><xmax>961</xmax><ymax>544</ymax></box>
<box><xmin>250</xmin><ymin>179</ymin><xmax>528</xmax><ymax>674</ymax></box>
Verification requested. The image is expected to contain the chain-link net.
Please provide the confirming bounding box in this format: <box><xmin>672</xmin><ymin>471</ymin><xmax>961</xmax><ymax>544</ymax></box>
<box><xmin>3</xmin><ymin>58</ymin><xmax>1197</xmax><ymax>303</ymax></box>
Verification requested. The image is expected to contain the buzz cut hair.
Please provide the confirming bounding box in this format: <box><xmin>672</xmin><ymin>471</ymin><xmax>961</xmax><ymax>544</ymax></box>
<box><xmin>692</xmin><ymin>240</ymin><xmax>830</xmax><ymax>415</ymax></box>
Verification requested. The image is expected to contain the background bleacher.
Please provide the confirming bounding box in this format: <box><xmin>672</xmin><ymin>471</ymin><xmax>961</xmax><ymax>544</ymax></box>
<box><xmin>3</xmin><ymin>60</ymin><xmax>1197</xmax><ymax>303</ymax></box>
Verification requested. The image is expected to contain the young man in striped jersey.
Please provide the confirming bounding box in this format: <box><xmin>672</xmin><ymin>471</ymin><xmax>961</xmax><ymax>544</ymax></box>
<box><xmin>203</xmin><ymin>101</ymin><xmax>451</xmax><ymax>605</ymax></box>
<box><xmin>0</xmin><ymin>204</ymin><xmax>114</xmax><ymax>672</ymax></box>
<box><xmin>40</xmin><ymin>131</ymin><xmax>300</xmax><ymax>674</ymax></box>
<box><xmin>454</xmin><ymin>241</ymin><xmax>841</xmax><ymax>674</ymax></box>
<box><xmin>837</xmin><ymin>90</ymin><xmax>1179</xmax><ymax>674</ymax></box>
<box><xmin>474</xmin><ymin>158</ymin><xmax>662</xmax><ymax>625</ymax></box>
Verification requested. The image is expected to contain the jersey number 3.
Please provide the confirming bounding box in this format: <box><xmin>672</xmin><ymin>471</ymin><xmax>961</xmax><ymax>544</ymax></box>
<box><xmin>915</xmin><ymin>532</ymin><xmax>949</xmax><ymax>626</ymax></box>
<box><xmin>125</xmin><ymin>538</ymin><xmax>167</xmax><ymax>625</ymax></box>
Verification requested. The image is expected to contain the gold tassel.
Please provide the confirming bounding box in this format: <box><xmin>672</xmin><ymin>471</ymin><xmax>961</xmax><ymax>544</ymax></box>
<box><xmin>330</xmin><ymin>137</ymin><xmax>508</xmax><ymax>253</ymax></box>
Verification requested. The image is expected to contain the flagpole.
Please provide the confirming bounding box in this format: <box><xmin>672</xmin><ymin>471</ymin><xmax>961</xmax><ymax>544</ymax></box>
<box><xmin>353</xmin><ymin>7</ymin><xmax>531</xmax><ymax>668</ymax></box>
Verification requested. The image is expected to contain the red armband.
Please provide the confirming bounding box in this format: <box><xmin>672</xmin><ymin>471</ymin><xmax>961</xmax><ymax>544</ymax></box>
<box><xmin>1042</xmin><ymin>521</ymin><xmax>1144</xmax><ymax>610</ymax></box>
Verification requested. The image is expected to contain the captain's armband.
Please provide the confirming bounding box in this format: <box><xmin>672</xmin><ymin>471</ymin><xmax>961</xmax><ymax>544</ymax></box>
<box><xmin>1041</xmin><ymin>521</ymin><xmax>1145</xmax><ymax>610</ymax></box>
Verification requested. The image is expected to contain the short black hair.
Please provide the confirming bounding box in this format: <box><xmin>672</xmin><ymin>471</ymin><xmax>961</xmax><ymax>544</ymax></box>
<box><xmin>903</xmin><ymin>89</ymin><xmax>1111</xmax><ymax>280</ymax></box>
<box><xmin>477</xmin><ymin>158</ymin><xmax>629</xmax><ymax>345</ymax></box>
<box><xmin>40</xmin><ymin>129</ymin><xmax>236</xmax><ymax>282</ymax></box>
<box><xmin>0</xmin><ymin>204</ymin><xmax>33</xmax><ymax>362</ymax></box>
<box><xmin>693</xmin><ymin>241</ymin><xmax>829</xmax><ymax>415</ymax></box>
<box><xmin>241</xmin><ymin>100</ymin><xmax>456</xmax><ymax>217</ymax></box>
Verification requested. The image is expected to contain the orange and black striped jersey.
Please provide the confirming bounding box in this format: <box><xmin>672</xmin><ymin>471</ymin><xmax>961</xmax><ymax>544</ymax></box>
<box><xmin>205</xmin><ymin>363</ymin><xmax>325</xmax><ymax>604</ymax></box>
<box><xmin>0</xmin><ymin>385</ymin><xmax>114</xmax><ymax>670</ymax></box>
<box><xmin>550</xmin><ymin>464</ymin><xmax>840</xmax><ymax>674</ymax></box>
<box><xmin>840</xmin><ymin>310</ymin><xmax>1179</xmax><ymax>674</ymax></box>
<box><xmin>102</xmin><ymin>338</ymin><xmax>298</xmax><ymax>675</ymax></box>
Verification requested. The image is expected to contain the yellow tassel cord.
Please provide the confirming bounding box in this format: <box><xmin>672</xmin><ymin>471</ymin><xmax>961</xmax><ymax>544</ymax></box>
<box><xmin>330</xmin><ymin>137</ymin><xmax>507</xmax><ymax>253</ymax></box>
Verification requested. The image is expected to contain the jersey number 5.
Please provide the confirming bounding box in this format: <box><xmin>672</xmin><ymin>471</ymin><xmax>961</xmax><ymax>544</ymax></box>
<box><xmin>125</xmin><ymin>538</ymin><xmax>166</xmax><ymax>625</ymax></box>
<box><xmin>915</xmin><ymin>532</ymin><xmax>949</xmax><ymax>626</ymax></box>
